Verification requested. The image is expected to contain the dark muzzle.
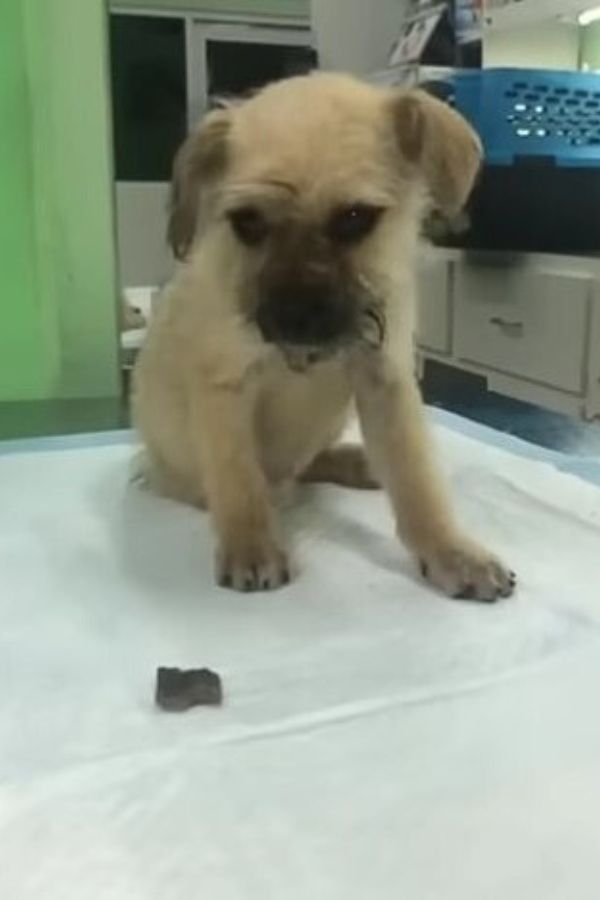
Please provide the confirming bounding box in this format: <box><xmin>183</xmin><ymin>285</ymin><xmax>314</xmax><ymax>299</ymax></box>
<box><xmin>256</xmin><ymin>282</ymin><xmax>354</xmax><ymax>347</ymax></box>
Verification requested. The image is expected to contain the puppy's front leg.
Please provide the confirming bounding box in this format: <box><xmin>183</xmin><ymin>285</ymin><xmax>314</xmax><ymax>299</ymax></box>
<box><xmin>352</xmin><ymin>353</ymin><xmax>515</xmax><ymax>601</ymax></box>
<box><xmin>194</xmin><ymin>383</ymin><xmax>289</xmax><ymax>592</ymax></box>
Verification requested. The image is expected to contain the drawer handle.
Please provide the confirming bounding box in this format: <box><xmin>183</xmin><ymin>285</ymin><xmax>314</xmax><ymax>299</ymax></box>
<box><xmin>489</xmin><ymin>316</ymin><xmax>524</xmax><ymax>337</ymax></box>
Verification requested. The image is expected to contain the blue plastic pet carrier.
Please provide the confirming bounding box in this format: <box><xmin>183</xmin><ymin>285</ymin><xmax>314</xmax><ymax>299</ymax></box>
<box><xmin>451</xmin><ymin>68</ymin><xmax>600</xmax><ymax>168</ymax></box>
<box><xmin>421</xmin><ymin>68</ymin><xmax>600</xmax><ymax>253</ymax></box>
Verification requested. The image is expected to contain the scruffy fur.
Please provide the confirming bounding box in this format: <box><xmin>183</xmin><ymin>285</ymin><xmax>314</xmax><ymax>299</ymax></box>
<box><xmin>133</xmin><ymin>73</ymin><xmax>515</xmax><ymax>600</ymax></box>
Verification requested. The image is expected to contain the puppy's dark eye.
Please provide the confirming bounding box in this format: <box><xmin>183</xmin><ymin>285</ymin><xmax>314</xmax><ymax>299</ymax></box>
<box><xmin>327</xmin><ymin>204</ymin><xmax>383</xmax><ymax>244</ymax></box>
<box><xmin>228</xmin><ymin>207</ymin><xmax>269</xmax><ymax>246</ymax></box>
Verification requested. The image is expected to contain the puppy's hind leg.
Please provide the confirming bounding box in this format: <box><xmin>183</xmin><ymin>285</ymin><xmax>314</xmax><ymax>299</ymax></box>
<box><xmin>300</xmin><ymin>445</ymin><xmax>379</xmax><ymax>490</ymax></box>
<box><xmin>131</xmin><ymin>447</ymin><xmax>207</xmax><ymax>508</ymax></box>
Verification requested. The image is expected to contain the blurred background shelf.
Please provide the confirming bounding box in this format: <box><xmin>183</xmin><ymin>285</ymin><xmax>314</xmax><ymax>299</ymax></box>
<box><xmin>483</xmin><ymin>0</ymin><xmax>595</xmax><ymax>32</ymax></box>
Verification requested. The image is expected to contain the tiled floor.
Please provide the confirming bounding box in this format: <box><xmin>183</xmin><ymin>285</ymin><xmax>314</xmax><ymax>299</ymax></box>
<box><xmin>422</xmin><ymin>360</ymin><xmax>600</xmax><ymax>456</ymax></box>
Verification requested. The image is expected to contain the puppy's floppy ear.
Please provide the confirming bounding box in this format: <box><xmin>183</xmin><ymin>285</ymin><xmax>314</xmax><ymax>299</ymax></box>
<box><xmin>167</xmin><ymin>108</ymin><xmax>231</xmax><ymax>260</ymax></box>
<box><xmin>390</xmin><ymin>90</ymin><xmax>482</xmax><ymax>217</ymax></box>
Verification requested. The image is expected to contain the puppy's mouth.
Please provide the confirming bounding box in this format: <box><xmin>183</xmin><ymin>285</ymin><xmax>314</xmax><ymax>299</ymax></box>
<box><xmin>254</xmin><ymin>283</ymin><xmax>386</xmax><ymax>371</ymax></box>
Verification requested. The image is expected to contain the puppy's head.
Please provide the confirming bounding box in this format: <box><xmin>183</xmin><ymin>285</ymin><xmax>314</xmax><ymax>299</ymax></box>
<box><xmin>168</xmin><ymin>74</ymin><xmax>481</xmax><ymax>352</ymax></box>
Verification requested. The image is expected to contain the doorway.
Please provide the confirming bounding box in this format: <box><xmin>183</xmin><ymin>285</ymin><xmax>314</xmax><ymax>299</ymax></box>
<box><xmin>188</xmin><ymin>21</ymin><xmax>316</xmax><ymax>122</ymax></box>
<box><xmin>109</xmin><ymin>11</ymin><xmax>315</xmax><ymax>380</ymax></box>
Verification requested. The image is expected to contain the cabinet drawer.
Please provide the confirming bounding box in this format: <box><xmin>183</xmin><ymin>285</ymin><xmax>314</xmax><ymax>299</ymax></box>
<box><xmin>417</xmin><ymin>260</ymin><xmax>451</xmax><ymax>354</ymax></box>
<box><xmin>454</xmin><ymin>266</ymin><xmax>590</xmax><ymax>394</ymax></box>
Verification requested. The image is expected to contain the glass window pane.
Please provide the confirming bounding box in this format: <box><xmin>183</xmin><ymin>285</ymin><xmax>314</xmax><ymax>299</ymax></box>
<box><xmin>110</xmin><ymin>14</ymin><xmax>187</xmax><ymax>182</ymax></box>
<box><xmin>206</xmin><ymin>40</ymin><xmax>317</xmax><ymax>102</ymax></box>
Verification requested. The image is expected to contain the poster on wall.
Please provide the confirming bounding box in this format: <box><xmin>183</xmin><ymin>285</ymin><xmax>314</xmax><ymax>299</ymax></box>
<box><xmin>388</xmin><ymin>1</ymin><xmax>449</xmax><ymax>66</ymax></box>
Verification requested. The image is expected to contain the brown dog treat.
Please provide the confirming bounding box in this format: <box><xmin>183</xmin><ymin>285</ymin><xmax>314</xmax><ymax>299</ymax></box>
<box><xmin>155</xmin><ymin>667</ymin><xmax>223</xmax><ymax>711</ymax></box>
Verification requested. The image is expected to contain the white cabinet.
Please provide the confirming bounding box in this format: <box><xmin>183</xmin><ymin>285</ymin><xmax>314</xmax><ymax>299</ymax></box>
<box><xmin>417</xmin><ymin>258</ymin><xmax>451</xmax><ymax>355</ymax></box>
<box><xmin>454</xmin><ymin>265</ymin><xmax>591</xmax><ymax>394</ymax></box>
<box><xmin>417</xmin><ymin>250</ymin><xmax>600</xmax><ymax>422</ymax></box>
<box><xmin>588</xmin><ymin>286</ymin><xmax>600</xmax><ymax>420</ymax></box>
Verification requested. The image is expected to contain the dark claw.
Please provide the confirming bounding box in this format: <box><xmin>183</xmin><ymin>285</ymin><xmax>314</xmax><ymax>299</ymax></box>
<box><xmin>500</xmin><ymin>580</ymin><xmax>516</xmax><ymax>598</ymax></box>
<box><xmin>219</xmin><ymin>573</ymin><xmax>232</xmax><ymax>588</ymax></box>
<box><xmin>420</xmin><ymin>561</ymin><xmax>429</xmax><ymax>578</ymax></box>
<box><xmin>244</xmin><ymin>566</ymin><xmax>261</xmax><ymax>592</ymax></box>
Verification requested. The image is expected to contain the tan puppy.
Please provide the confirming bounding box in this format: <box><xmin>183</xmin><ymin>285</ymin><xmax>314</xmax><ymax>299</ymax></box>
<box><xmin>133</xmin><ymin>73</ymin><xmax>515</xmax><ymax>601</ymax></box>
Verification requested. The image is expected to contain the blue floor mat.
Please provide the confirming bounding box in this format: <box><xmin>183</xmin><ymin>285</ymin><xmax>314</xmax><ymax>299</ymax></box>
<box><xmin>422</xmin><ymin>360</ymin><xmax>600</xmax><ymax>457</ymax></box>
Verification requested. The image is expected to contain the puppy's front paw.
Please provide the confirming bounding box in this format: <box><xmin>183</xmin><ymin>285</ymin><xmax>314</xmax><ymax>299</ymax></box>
<box><xmin>420</xmin><ymin>535</ymin><xmax>516</xmax><ymax>602</ymax></box>
<box><xmin>216</xmin><ymin>536</ymin><xmax>291</xmax><ymax>593</ymax></box>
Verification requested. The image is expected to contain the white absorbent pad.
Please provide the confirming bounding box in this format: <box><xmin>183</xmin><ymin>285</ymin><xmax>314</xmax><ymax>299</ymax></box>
<box><xmin>1</xmin><ymin>426</ymin><xmax>600</xmax><ymax>899</ymax></box>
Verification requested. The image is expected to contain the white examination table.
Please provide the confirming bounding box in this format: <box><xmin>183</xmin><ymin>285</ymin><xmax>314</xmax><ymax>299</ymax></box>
<box><xmin>1</xmin><ymin>409</ymin><xmax>599</xmax><ymax>899</ymax></box>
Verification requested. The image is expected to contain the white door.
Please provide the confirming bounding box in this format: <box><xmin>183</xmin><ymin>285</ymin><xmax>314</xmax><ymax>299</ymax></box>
<box><xmin>187</xmin><ymin>21</ymin><xmax>316</xmax><ymax>126</ymax></box>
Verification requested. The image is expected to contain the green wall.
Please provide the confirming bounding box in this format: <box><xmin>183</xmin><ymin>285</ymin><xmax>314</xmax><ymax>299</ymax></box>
<box><xmin>111</xmin><ymin>0</ymin><xmax>309</xmax><ymax>18</ymax></box>
<box><xmin>1</xmin><ymin>0</ymin><xmax>303</xmax><ymax>406</ymax></box>
<box><xmin>0</xmin><ymin>0</ymin><xmax>119</xmax><ymax>404</ymax></box>
<box><xmin>0</xmin><ymin>2</ymin><xmax>53</xmax><ymax>401</ymax></box>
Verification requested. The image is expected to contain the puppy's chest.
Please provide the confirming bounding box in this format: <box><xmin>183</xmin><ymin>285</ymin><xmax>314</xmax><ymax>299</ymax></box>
<box><xmin>255</xmin><ymin>354</ymin><xmax>352</xmax><ymax>476</ymax></box>
<box><xmin>261</xmin><ymin>348</ymin><xmax>350</xmax><ymax>403</ymax></box>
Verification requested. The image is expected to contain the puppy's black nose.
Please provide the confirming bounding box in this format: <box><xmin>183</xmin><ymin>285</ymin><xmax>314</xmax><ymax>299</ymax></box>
<box><xmin>256</xmin><ymin>285</ymin><xmax>350</xmax><ymax>346</ymax></box>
